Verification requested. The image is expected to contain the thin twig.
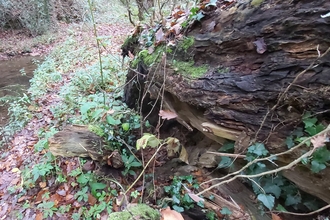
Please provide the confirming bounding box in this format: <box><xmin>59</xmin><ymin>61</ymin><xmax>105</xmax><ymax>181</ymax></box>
<box><xmin>198</xmin><ymin>125</ymin><xmax>330</xmax><ymax>194</ymax></box>
<box><xmin>125</xmin><ymin>143</ymin><xmax>166</xmax><ymax>194</ymax></box>
<box><xmin>274</xmin><ymin>203</ymin><xmax>330</xmax><ymax>216</ymax></box>
<box><xmin>206</xmin><ymin>151</ymin><xmax>246</xmax><ymax>158</ymax></box>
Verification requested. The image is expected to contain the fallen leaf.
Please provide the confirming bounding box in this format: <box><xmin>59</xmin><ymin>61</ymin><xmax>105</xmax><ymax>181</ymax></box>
<box><xmin>166</xmin><ymin>137</ymin><xmax>181</xmax><ymax>157</ymax></box>
<box><xmin>65</xmin><ymin>194</ymin><xmax>74</xmax><ymax>201</ymax></box>
<box><xmin>35</xmin><ymin>212</ymin><xmax>43</xmax><ymax>220</ymax></box>
<box><xmin>272</xmin><ymin>213</ymin><xmax>282</xmax><ymax>220</ymax></box>
<box><xmin>159</xmin><ymin>110</ymin><xmax>177</xmax><ymax>120</ymax></box>
<box><xmin>155</xmin><ymin>28</ymin><xmax>165</xmax><ymax>43</ymax></box>
<box><xmin>311</xmin><ymin>133</ymin><xmax>327</xmax><ymax>149</ymax></box>
<box><xmin>11</xmin><ymin>168</ymin><xmax>20</xmax><ymax>173</ymax></box>
<box><xmin>35</xmin><ymin>189</ymin><xmax>49</xmax><ymax>204</ymax></box>
<box><xmin>39</xmin><ymin>182</ymin><xmax>47</xmax><ymax>188</ymax></box>
<box><xmin>161</xmin><ymin>207</ymin><xmax>184</xmax><ymax>220</ymax></box>
<box><xmin>179</xmin><ymin>146</ymin><xmax>189</xmax><ymax>164</ymax></box>
<box><xmin>88</xmin><ymin>193</ymin><xmax>97</xmax><ymax>206</ymax></box>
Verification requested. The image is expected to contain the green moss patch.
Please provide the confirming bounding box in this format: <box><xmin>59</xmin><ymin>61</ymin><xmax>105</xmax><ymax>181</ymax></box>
<box><xmin>108</xmin><ymin>204</ymin><xmax>160</xmax><ymax>220</ymax></box>
<box><xmin>178</xmin><ymin>37</ymin><xmax>195</xmax><ymax>52</ymax></box>
<box><xmin>173</xmin><ymin>60</ymin><xmax>208</xmax><ymax>79</ymax></box>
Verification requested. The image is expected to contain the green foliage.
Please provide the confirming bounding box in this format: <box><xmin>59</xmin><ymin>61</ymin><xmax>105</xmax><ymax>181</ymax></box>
<box><xmin>163</xmin><ymin>175</ymin><xmax>200</xmax><ymax>212</ymax></box>
<box><xmin>34</xmin><ymin>127</ymin><xmax>58</xmax><ymax>152</ymax></box>
<box><xmin>285</xmin><ymin>112</ymin><xmax>329</xmax><ymax>173</ymax></box>
<box><xmin>0</xmin><ymin>0</ymin><xmax>90</xmax><ymax>35</ymax></box>
<box><xmin>257</xmin><ymin>194</ymin><xmax>274</xmax><ymax>210</ymax></box>
<box><xmin>37</xmin><ymin>201</ymin><xmax>58</xmax><ymax>218</ymax></box>
<box><xmin>121</xmin><ymin>149</ymin><xmax>142</xmax><ymax>176</ymax></box>
<box><xmin>178</xmin><ymin>37</ymin><xmax>194</xmax><ymax>52</ymax></box>
<box><xmin>32</xmin><ymin>162</ymin><xmax>54</xmax><ymax>181</ymax></box>
<box><xmin>1</xmin><ymin>93</ymin><xmax>31</xmax><ymax>141</ymax></box>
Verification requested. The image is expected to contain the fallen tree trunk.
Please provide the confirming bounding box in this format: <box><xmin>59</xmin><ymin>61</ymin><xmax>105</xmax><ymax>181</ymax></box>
<box><xmin>123</xmin><ymin>0</ymin><xmax>330</xmax><ymax>207</ymax></box>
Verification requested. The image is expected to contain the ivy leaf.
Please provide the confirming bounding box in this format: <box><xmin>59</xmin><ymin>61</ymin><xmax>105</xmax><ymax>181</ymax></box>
<box><xmin>172</xmin><ymin>195</ymin><xmax>181</xmax><ymax>204</ymax></box>
<box><xmin>303</xmin><ymin>117</ymin><xmax>317</xmax><ymax>128</ymax></box>
<box><xmin>263</xmin><ymin>184</ymin><xmax>281</xmax><ymax>199</ymax></box>
<box><xmin>276</xmin><ymin>204</ymin><xmax>287</xmax><ymax>212</ymax></box>
<box><xmin>310</xmin><ymin>160</ymin><xmax>326</xmax><ymax>173</ymax></box>
<box><xmin>172</xmin><ymin>205</ymin><xmax>184</xmax><ymax>213</ymax></box>
<box><xmin>285</xmin><ymin>194</ymin><xmax>301</xmax><ymax>206</ymax></box>
<box><xmin>219</xmin><ymin>141</ymin><xmax>235</xmax><ymax>152</ymax></box>
<box><xmin>217</xmin><ymin>156</ymin><xmax>232</xmax><ymax>169</ymax></box>
<box><xmin>106</xmin><ymin>115</ymin><xmax>121</xmax><ymax>125</ymax></box>
<box><xmin>220</xmin><ymin>207</ymin><xmax>232</xmax><ymax>215</ymax></box>
<box><xmin>292</xmin><ymin>128</ymin><xmax>303</xmax><ymax>138</ymax></box>
<box><xmin>194</xmin><ymin>12</ymin><xmax>205</xmax><ymax>21</ymax></box>
<box><xmin>285</xmin><ymin>136</ymin><xmax>295</xmax><ymax>149</ymax></box>
<box><xmin>248</xmin><ymin>143</ymin><xmax>269</xmax><ymax>156</ymax></box>
<box><xmin>303</xmin><ymin>200</ymin><xmax>320</xmax><ymax>211</ymax></box>
<box><xmin>301</xmin><ymin>157</ymin><xmax>309</xmax><ymax>165</ymax></box>
<box><xmin>257</xmin><ymin>194</ymin><xmax>275</xmax><ymax>210</ymax></box>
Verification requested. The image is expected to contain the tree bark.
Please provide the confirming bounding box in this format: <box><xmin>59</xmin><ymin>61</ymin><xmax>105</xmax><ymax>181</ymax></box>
<box><xmin>123</xmin><ymin>0</ymin><xmax>330</xmax><ymax>204</ymax></box>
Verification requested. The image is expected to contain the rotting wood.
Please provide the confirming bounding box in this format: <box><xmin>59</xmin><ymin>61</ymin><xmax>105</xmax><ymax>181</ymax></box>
<box><xmin>48</xmin><ymin>125</ymin><xmax>123</xmax><ymax>168</ymax></box>
<box><xmin>123</xmin><ymin>0</ymin><xmax>330</xmax><ymax>207</ymax></box>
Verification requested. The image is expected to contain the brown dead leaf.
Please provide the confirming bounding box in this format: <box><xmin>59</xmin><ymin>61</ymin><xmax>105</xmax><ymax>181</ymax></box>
<box><xmin>35</xmin><ymin>212</ymin><xmax>43</xmax><ymax>220</ymax></box>
<box><xmin>128</xmin><ymin>51</ymin><xmax>135</xmax><ymax>59</ymax></box>
<box><xmin>311</xmin><ymin>133</ymin><xmax>327</xmax><ymax>149</ymax></box>
<box><xmin>179</xmin><ymin>146</ymin><xmax>189</xmax><ymax>164</ymax></box>
<box><xmin>159</xmin><ymin>110</ymin><xmax>177</xmax><ymax>120</ymax></box>
<box><xmin>161</xmin><ymin>207</ymin><xmax>184</xmax><ymax>220</ymax></box>
<box><xmin>88</xmin><ymin>193</ymin><xmax>97</xmax><ymax>206</ymax></box>
<box><xmin>65</xmin><ymin>194</ymin><xmax>74</xmax><ymax>201</ymax></box>
<box><xmin>166</xmin><ymin>137</ymin><xmax>181</xmax><ymax>157</ymax></box>
<box><xmin>39</xmin><ymin>182</ymin><xmax>47</xmax><ymax>188</ymax></box>
<box><xmin>155</xmin><ymin>28</ymin><xmax>165</xmax><ymax>43</ymax></box>
<box><xmin>35</xmin><ymin>189</ymin><xmax>49</xmax><ymax>204</ymax></box>
<box><xmin>271</xmin><ymin>213</ymin><xmax>282</xmax><ymax>220</ymax></box>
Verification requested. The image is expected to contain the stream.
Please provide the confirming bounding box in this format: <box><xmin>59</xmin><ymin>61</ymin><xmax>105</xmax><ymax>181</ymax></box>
<box><xmin>0</xmin><ymin>56</ymin><xmax>40</xmax><ymax>127</ymax></box>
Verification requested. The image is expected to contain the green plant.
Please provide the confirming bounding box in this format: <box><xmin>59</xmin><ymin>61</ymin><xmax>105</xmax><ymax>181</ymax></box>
<box><xmin>121</xmin><ymin>149</ymin><xmax>142</xmax><ymax>176</ymax></box>
<box><xmin>34</xmin><ymin>127</ymin><xmax>58</xmax><ymax>152</ymax></box>
<box><xmin>163</xmin><ymin>175</ymin><xmax>200</xmax><ymax>212</ymax></box>
<box><xmin>32</xmin><ymin>162</ymin><xmax>54</xmax><ymax>181</ymax></box>
<box><xmin>37</xmin><ymin>201</ymin><xmax>58</xmax><ymax>218</ymax></box>
<box><xmin>285</xmin><ymin>112</ymin><xmax>329</xmax><ymax>173</ymax></box>
<box><xmin>131</xmin><ymin>190</ymin><xmax>140</xmax><ymax>199</ymax></box>
<box><xmin>75</xmin><ymin>186</ymin><xmax>89</xmax><ymax>202</ymax></box>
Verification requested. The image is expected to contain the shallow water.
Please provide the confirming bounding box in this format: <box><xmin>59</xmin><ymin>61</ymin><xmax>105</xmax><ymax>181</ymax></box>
<box><xmin>0</xmin><ymin>56</ymin><xmax>40</xmax><ymax>126</ymax></box>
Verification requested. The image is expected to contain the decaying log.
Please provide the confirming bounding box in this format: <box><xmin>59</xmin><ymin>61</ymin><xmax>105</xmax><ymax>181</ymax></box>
<box><xmin>48</xmin><ymin>125</ymin><xmax>123</xmax><ymax>168</ymax></box>
<box><xmin>123</xmin><ymin>0</ymin><xmax>330</xmax><ymax>207</ymax></box>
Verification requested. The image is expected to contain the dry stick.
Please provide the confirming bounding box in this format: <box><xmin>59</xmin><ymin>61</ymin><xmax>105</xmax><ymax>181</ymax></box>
<box><xmin>274</xmin><ymin>204</ymin><xmax>330</xmax><ymax>216</ymax></box>
<box><xmin>255</xmin><ymin>47</ymin><xmax>330</xmax><ymax>139</ymax></box>
<box><xmin>125</xmin><ymin>143</ymin><xmax>166</xmax><ymax>194</ymax></box>
<box><xmin>198</xmin><ymin>147</ymin><xmax>313</xmax><ymax>196</ymax></box>
<box><xmin>206</xmin><ymin>151</ymin><xmax>246</xmax><ymax>158</ymax></box>
<box><xmin>200</xmin><ymin>124</ymin><xmax>330</xmax><ymax>187</ymax></box>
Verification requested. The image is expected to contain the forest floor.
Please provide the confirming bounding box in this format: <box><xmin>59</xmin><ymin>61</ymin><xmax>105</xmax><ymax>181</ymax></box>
<box><xmin>0</xmin><ymin>21</ymin><xmax>143</xmax><ymax>219</ymax></box>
